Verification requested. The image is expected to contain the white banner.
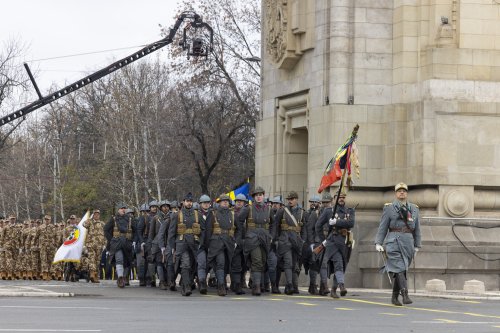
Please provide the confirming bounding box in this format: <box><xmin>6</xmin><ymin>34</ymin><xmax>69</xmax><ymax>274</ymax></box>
<box><xmin>52</xmin><ymin>211</ymin><xmax>89</xmax><ymax>264</ymax></box>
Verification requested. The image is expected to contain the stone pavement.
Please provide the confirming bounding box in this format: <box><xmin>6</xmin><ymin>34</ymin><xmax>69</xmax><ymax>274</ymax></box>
<box><xmin>2</xmin><ymin>280</ymin><xmax>500</xmax><ymax>300</ymax></box>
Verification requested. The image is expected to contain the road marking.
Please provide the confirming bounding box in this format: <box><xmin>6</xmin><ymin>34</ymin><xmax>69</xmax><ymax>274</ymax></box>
<box><xmin>454</xmin><ymin>300</ymin><xmax>481</xmax><ymax>304</ymax></box>
<box><xmin>0</xmin><ymin>328</ymin><xmax>102</xmax><ymax>332</ymax></box>
<box><xmin>380</xmin><ymin>313</ymin><xmax>406</xmax><ymax>316</ymax></box>
<box><xmin>0</xmin><ymin>306</ymin><xmax>112</xmax><ymax>310</ymax></box>
<box><xmin>436</xmin><ymin>319</ymin><xmax>460</xmax><ymax>324</ymax></box>
<box><xmin>232</xmin><ymin>297</ymin><xmax>250</xmax><ymax>300</ymax></box>
<box><xmin>335</xmin><ymin>307</ymin><xmax>354</xmax><ymax>311</ymax></box>
<box><xmin>269</xmin><ymin>298</ymin><xmax>283</xmax><ymax>301</ymax></box>
<box><xmin>296</xmin><ymin>302</ymin><xmax>317</xmax><ymax>306</ymax></box>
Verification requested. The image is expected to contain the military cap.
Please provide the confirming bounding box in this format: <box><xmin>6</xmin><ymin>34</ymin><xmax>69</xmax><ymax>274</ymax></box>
<box><xmin>35</xmin><ymin>219</ymin><xmax>42</xmax><ymax>224</ymax></box>
<box><xmin>235</xmin><ymin>193</ymin><xmax>248</xmax><ymax>202</ymax></box>
<box><xmin>184</xmin><ymin>192</ymin><xmax>194</xmax><ymax>201</ymax></box>
<box><xmin>170</xmin><ymin>200</ymin><xmax>178</xmax><ymax>208</ymax></box>
<box><xmin>149</xmin><ymin>200</ymin><xmax>159</xmax><ymax>207</ymax></box>
<box><xmin>159</xmin><ymin>200</ymin><xmax>171</xmax><ymax>207</ymax></box>
<box><xmin>286</xmin><ymin>191</ymin><xmax>299</xmax><ymax>199</ymax></box>
<box><xmin>218</xmin><ymin>194</ymin><xmax>231</xmax><ymax>202</ymax></box>
<box><xmin>309</xmin><ymin>194</ymin><xmax>321</xmax><ymax>202</ymax></box>
<box><xmin>395</xmin><ymin>182</ymin><xmax>408</xmax><ymax>192</ymax></box>
<box><xmin>251</xmin><ymin>186</ymin><xmax>265</xmax><ymax>196</ymax></box>
<box><xmin>271</xmin><ymin>195</ymin><xmax>282</xmax><ymax>204</ymax></box>
<box><xmin>8</xmin><ymin>215</ymin><xmax>16</xmax><ymax>220</ymax></box>
<box><xmin>116</xmin><ymin>202</ymin><xmax>127</xmax><ymax>209</ymax></box>
<box><xmin>69</xmin><ymin>214</ymin><xmax>77</xmax><ymax>219</ymax></box>
<box><xmin>92</xmin><ymin>209</ymin><xmax>101</xmax><ymax>214</ymax></box>
<box><xmin>199</xmin><ymin>194</ymin><xmax>211</xmax><ymax>203</ymax></box>
<box><xmin>139</xmin><ymin>204</ymin><xmax>150</xmax><ymax>212</ymax></box>
<box><xmin>321</xmin><ymin>192</ymin><xmax>333</xmax><ymax>202</ymax></box>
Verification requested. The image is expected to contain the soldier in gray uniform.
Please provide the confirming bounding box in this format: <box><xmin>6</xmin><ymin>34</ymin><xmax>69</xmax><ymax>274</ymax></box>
<box><xmin>375</xmin><ymin>182</ymin><xmax>421</xmax><ymax>306</ymax></box>
<box><xmin>206</xmin><ymin>194</ymin><xmax>239</xmax><ymax>296</ymax></box>
<box><xmin>149</xmin><ymin>200</ymin><xmax>170</xmax><ymax>289</ymax></box>
<box><xmin>302</xmin><ymin>194</ymin><xmax>321</xmax><ymax>294</ymax></box>
<box><xmin>315</xmin><ymin>190</ymin><xmax>355</xmax><ymax>298</ymax></box>
<box><xmin>230</xmin><ymin>193</ymin><xmax>248</xmax><ymax>294</ymax></box>
<box><xmin>104</xmin><ymin>203</ymin><xmax>136</xmax><ymax>288</ymax></box>
<box><xmin>166</xmin><ymin>193</ymin><xmax>201</xmax><ymax>296</ymax></box>
<box><xmin>135</xmin><ymin>204</ymin><xmax>150</xmax><ymax>286</ymax></box>
<box><xmin>197</xmin><ymin>194</ymin><xmax>213</xmax><ymax>294</ymax></box>
<box><xmin>238</xmin><ymin>186</ymin><xmax>275</xmax><ymax>296</ymax></box>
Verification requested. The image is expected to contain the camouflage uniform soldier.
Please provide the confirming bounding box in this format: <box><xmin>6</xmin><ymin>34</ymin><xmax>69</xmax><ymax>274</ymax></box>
<box><xmin>83</xmin><ymin>209</ymin><xmax>106</xmax><ymax>283</ymax></box>
<box><xmin>39</xmin><ymin>215</ymin><xmax>57</xmax><ymax>281</ymax></box>
<box><xmin>375</xmin><ymin>182</ymin><xmax>421</xmax><ymax>306</ymax></box>
<box><xmin>29</xmin><ymin>220</ymin><xmax>42</xmax><ymax>280</ymax></box>
<box><xmin>238</xmin><ymin>186</ymin><xmax>276</xmax><ymax>296</ymax></box>
<box><xmin>274</xmin><ymin>191</ymin><xmax>305</xmax><ymax>295</ymax></box>
<box><xmin>19</xmin><ymin>221</ymin><xmax>31</xmax><ymax>279</ymax></box>
<box><xmin>0</xmin><ymin>219</ymin><xmax>5</xmax><ymax>279</ymax></box>
<box><xmin>104</xmin><ymin>203</ymin><xmax>136</xmax><ymax>288</ymax></box>
<box><xmin>3</xmin><ymin>216</ymin><xmax>20</xmax><ymax>280</ymax></box>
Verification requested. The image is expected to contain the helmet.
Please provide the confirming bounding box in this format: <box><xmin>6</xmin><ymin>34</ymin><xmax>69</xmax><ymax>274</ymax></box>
<box><xmin>309</xmin><ymin>194</ymin><xmax>321</xmax><ymax>202</ymax></box>
<box><xmin>116</xmin><ymin>202</ymin><xmax>127</xmax><ymax>210</ymax></box>
<box><xmin>170</xmin><ymin>200</ymin><xmax>178</xmax><ymax>208</ymax></box>
<box><xmin>271</xmin><ymin>195</ymin><xmax>282</xmax><ymax>204</ymax></box>
<box><xmin>149</xmin><ymin>200</ymin><xmax>159</xmax><ymax>207</ymax></box>
<box><xmin>159</xmin><ymin>200</ymin><xmax>171</xmax><ymax>207</ymax></box>
<box><xmin>218</xmin><ymin>194</ymin><xmax>230</xmax><ymax>202</ymax></box>
<box><xmin>125</xmin><ymin>208</ymin><xmax>135</xmax><ymax>214</ymax></box>
<box><xmin>251</xmin><ymin>186</ymin><xmax>265</xmax><ymax>196</ymax></box>
<box><xmin>235</xmin><ymin>193</ymin><xmax>248</xmax><ymax>202</ymax></box>
<box><xmin>199</xmin><ymin>194</ymin><xmax>211</xmax><ymax>203</ymax></box>
<box><xmin>139</xmin><ymin>204</ymin><xmax>150</xmax><ymax>212</ymax></box>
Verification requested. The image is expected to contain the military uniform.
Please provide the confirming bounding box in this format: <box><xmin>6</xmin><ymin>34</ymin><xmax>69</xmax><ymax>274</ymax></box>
<box><xmin>315</xmin><ymin>194</ymin><xmax>355</xmax><ymax>298</ymax></box>
<box><xmin>83</xmin><ymin>210</ymin><xmax>106</xmax><ymax>283</ymax></box>
<box><xmin>206</xmin><ymin>195</ymin><xmax>239</xmax><ymax>296</ymax></box>
<box><xmin>230</xmin><ymin>194</ymin><xmax>248</xmax><ymax>294</ymax></box>
<box><xmin>135</xmin><ymin>204</ymin><xmax>150</xmax><ymax>286</ymax></box>
<box><xmin>302</xmin><ymin>195</ymin><xmax>321</xmax><ymax>294</ymax></box>
<box><xmin>30</xmin><ymin>221</ymin><xmax>42</xmax><ymax>280</ymax></box>
<box><xmin>145</xmin><ymin>201</ymin><xmax>160</xmax><ymax>287</ymax></box>
<box><xmin>39</xmin><ymin>215</ymin><xmax>57</xmax><ymax>280</ymax></box>
<box><xmin>3</xmin><ymin>217</ymin><xmax>20</xmax><ymax>279</ymax></box>
<box><xmin>238</xmin><ymin>186</ymin><xmax>275</xmax><ymax>296</ymax></box>
<box><xmin>375</xmin><ymin>182</ymin><xmax>421</xmax><ymax>306</ymax></box>
<box><xmin>104</xmin><ymin>204</ymin><xmax>136</xmax><ymax>288</ymax></box>
<box><xmin>166</xmin><ymin>194</ymin><xmax>201</xmax><ymax>296</ymax></box>
<box><xmin>149</xmin><ymin>201</ymin><xmax>171</xmax><ymax>289</ymax></box>
<box><xmin>273</xmin><ymin>191</ymin><xmax>305</xmax><ymax>295</ymax></box>
<box><xmin>0</xmin><ymin>220</ymin><xmax>5</xmax><ymax>279</ymax></box>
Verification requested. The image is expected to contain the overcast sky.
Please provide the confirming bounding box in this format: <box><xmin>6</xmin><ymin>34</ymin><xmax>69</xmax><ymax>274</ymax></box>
<box><xmin>1</xmin><ymin>0</ymin><xmax>182</xmax><ymax>97</ymax></box>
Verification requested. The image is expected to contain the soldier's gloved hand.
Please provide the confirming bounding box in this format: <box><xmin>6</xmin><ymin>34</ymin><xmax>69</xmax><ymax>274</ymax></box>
<box><xmin>375</xmin><ymin>244</ymin><xmax>384</xmax><ymax>252</ymax></box>
<box><xmin>161</xmin><ymin>247</ymin><xmax>166</xmax><ymax>255</ymax></box>
<box><xmin>132</xmin><ymin>242</ymin><xmax>136</xmax><ymax>248</ymax></box>
<box><xmin>329</xmin><ymin>218</ymin><xmax>337</xmax><ymax>226</ymax></box>
<box><xmin>414</xmin><ymin>247</ymin><xmax>419</xmax><ymax>256</ymax></box>
<box><xmin>141</xmin><ymin>242</ymin><xmax>145</xmax><ymax>251</ymax></box>
<box><xmin>234</xmin><ymin>243</ymin><xmax>237</xmax><ymax>249</ymax></box>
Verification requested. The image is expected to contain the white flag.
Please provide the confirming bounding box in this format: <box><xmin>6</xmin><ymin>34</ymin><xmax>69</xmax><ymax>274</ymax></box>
<box><xmin>52</xmin><ymin>211</ymin><xmax>90</xmax><ymax>264</ymax></box>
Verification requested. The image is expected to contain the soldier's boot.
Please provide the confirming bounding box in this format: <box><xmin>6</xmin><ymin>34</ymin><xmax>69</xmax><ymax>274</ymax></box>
<box><xmin>271</xmin><ymin>282</ymin><xmax>281</xmax><ymax>294</ymax></box>
<box><xmin>199</xmin><ymin>279</ymin><xmax>208</xmax><ymax>295</ymax></box>
<box><xmin>7</xmin><ymin>272</ymin><xmax>13</xmax><ymax>280</ymax></box>
<box><xmin>339</xmin><ymin>283</ymin><xmax>347</xmax><ymax>297</ymax></box>
<box><xmin>308</xmin><ymin>283</ymin><xmax>318</xmax><ymax>295</ymax></box>
<box><xmin>284</xmin><ymin>283</ymin><xmax>294</xmax><ymax>296</ymax></box>
<box><xmin>263</xmin><ymin>282</ymin><xmax>271</xmax><ymax>293</ymax></box>
<box><xmin>251</xmin><ymin>272</ymin><xmax>261</xmax><ymax>296</ymax></box>
<box><xmin>241</xmin><ymin>273</ymin><xmax>248</xmax><ymax>289</ymax></box>
<box><xmin>330</xmin><ymin>287</ymin><xmax>340</xmax><ymax>299</ymax></box>
<box><xmin>0</xmin><ymin>272</ymin><xmax>5</xmax><ymax>280</ymax></box>
<box><xmin>117</xmin><ymin>276</ymin><xmax>125</xmax><ymax>288</ymax></box>
<box><xmin>159</xmin><ymin>280</ymin><xmax>167</xmax><ymax>290</ymax></box>
<box><xmin>396</xmin><ymin>273</ymin><xmax>412</xmax><ymax>304</ymax></box>
<box><xmin>181</xmin><ymin>270</ymin><xmax>192</xmax><ymax>297</ymax></box>
<box><xmin>217</xmin><ymin>284</ymin><xmax>227</xmax><ymax>297</ymax></box>
<box><xmin>391</xmin><ymin>278</ymin><xmax>402</xmax><ymax>306</ymax></box>
<box><xmin>90</xmin><ymin>271</ymin><xmax>100</xmax><ymax>283</ymax></box>
<box><xmin>234</xmin><ymin>282</ymin><xmax>245</xmax><ymax>295</ymax></box>
<box><xmin>318</xmin><ymin>281</ymin><xmax>329</xmax><ymax>296</ymax></box>
<box><xmin>139</xmin><ymin>278</ymin><xmax>146</xmax><ymax>286</ymax></box>
<box><xmin>292</xmin><ymin>273</ymin><xmax>300</xmax><ymax>294</ymax></box>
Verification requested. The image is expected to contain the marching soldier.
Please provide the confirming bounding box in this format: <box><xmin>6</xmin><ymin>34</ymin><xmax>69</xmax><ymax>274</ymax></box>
<box><xmin>39</xmin><ymin>215</ymin><xmax>57</xmax><ymax>281</ymax></box>
<box><xmin>315</xmin><ymin>190</ymin><xmax>355</xmax><ymax>298</ymax></box>
<box><xmin>230</xmin><ymin>193</ymin><xmax>248</xmax><ymax>294</ymax></box>
<box><xmin>4</xmin><ymin>216</ymin><xmax>19</xmax><ymax>280</ymax></box>
<box><xmin>165</xmin><ymin>192</ymin><xmax>201</xmax><ymax>296</ymax></box>
<box><xmin>30</xmin><ymin>220</ymin><xmax>42</xmax><ymax>280</ymax></box>
<box><xmin>274</xmin><ymin>191</ymin><xmax>305</xmax><ymax>295</ymax></box>
<box><xmin>83</xmin><ymin>209</ymin><xmax>106</xmax><ymax>283</ymax></box>
<box><xmin>149</xmin><ymin>200</ymin><xmax>171</xmax><ymax>289</ymax></box>
<box><xmin>135</xmin><ymin>204</ymin><xmax>150</xmax><ymax>286</ymax></box>
<box><xmin>238</xmin><ymin>186</ymin><xmax>275</xmax><ymax>296</ymax></box>
<box><xmin>375</xmin><ymin>182</ymin><xmax>421</xmax><ymax>306</ymax></box>
<box><xmin>197</xmin><ymin>194</ymin><xmax>213</xmax><ymax>294</ymax></box>
<box><xmin>0</xmin><ymin>219</ymin><xmax>5</xmax><ymax>279</ymax></box>
<box><xmin>206</xmin><ymin>194</ymin><xmax>239</xmax><ymax>296</ymax></box>
<box><xmin>104</xmin><ymin>203</ymin><xmax>136</xmax><ymax>288</ymax></box>
<box><xmin>303</xmin><ymin>194</ymin><xmax>321</xmax><ymax>294</ymax></box>
<box><xmin>145</xmin><ymin>201</ymin><xmax>159</xmax><ymax>287</ymax></box>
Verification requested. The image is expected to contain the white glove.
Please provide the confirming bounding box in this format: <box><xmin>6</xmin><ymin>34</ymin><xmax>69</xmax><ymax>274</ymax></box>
<box><xmin>19</xmin><ymin>249</ymin><xmax>23</xmax><ymax>254</ymax></box>
<box><xmin>329</xmin><ymin>218</ymin><xmax>337</xmax><ymax>226</ymax></box>
<box><xmin>322</xmin><ymin>240</ymin><xmax>327</xmax><ymax>246</ymax></box>
<box><xmin>132</xmin><ymin>242</ymin><xmax>136</xmax><ymax>248</ymax></box>
<box><xmin>234</xmin><ymin>243</ymin><xmax>237</xmax><ymax>249</ymax></box>
<box><xmin>375</xmin><ymin>244</ymin><xmax>384</xmax><ymax>252</ymax></box>
<box><xmin>161</xmin><ymin>247</ymin><xmax>166</xmax><ymax>255</ymax></box>
<box><xmin>414</xmin><ymin>247</ymin><xmax>419</xmax><ymax>256</ymax></box>
<box><xmin>141</xmin><ymin>243</ymin><xmax>145</xmax><ymax>251</ymax></box>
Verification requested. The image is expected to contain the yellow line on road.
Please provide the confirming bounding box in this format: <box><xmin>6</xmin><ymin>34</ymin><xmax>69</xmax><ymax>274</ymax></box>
<box><xmin>296</xmin><ymin>302</ymin><xmax>317</xmax><ymax>306</ymax></box>
<box><xmin>232</xmin><ymin>297</ymin><xmax>250</xmax><ymax>300</ymax></box>
<box><xmin>335</xmin><ymin>307</ymin><xmax>354</xmax><ymax>311</ymax></box>
<box><xmin>269</xmin><ymin>298</ymin><xmax>283</xmax><ymax>301</ymax></box>
<box><xmin>380</xmin><ymin>313</ymin><xmax>406</xmax><ymax>316</ymax></box>
<box><xmin>454</xmin><ymin>300</ymin><xmax>481</xmax><ymax>304</ymax></box>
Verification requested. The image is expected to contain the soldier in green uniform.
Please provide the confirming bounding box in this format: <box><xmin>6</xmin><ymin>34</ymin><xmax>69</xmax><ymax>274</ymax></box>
<box><xmin>104</xmin><ymin>203</ymin><xmax>136</xmax><ymax>288</ymax></box>
<box><xmin>238</xmin><ymin>186</ymin><xmax>275</xmax><ymax>296</ymax></box>
<box><xmin>375</xmin><ymin>182</ymin><xmax>421</xmax><ymax>306</ymax></box>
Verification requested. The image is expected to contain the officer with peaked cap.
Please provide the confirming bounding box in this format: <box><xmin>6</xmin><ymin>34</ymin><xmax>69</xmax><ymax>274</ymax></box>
<box><xmin>375</xmin><ymin>182</ymin><xmax>421</xmax><ymax>306</ymax></box>
<box><xmin>104</xmin><ymin>203</ymin><xmax>136</xmax><ymax>288</ymax></box>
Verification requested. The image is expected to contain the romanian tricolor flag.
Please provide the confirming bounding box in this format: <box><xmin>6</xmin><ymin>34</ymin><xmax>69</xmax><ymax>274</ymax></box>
<box><xmin>227</xmin><ymin>181</ymin><xmax>250</xmax><ymax>201</ymax></box>
<box><xmin>318</xmin><ymin>125</ymin><xmax>360</xmax><ymax>193</ymax></box>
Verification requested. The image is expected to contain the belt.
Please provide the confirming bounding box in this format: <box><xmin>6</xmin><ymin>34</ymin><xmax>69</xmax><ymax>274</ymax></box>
<box><xmin>280</xmin><ymin>223</ymin><xmax>301</xmax><ymax>233</ymax></box>
<box><xmin>389</xmin><ymin>227</ymin><xmax>413</xmax><ymax>233</ymax></box>
<box><xmin>332</xmin><ymin>228</ymin><xmax>348</xmax><ymax>236</ymax></box>
<box><xmin>113</xmin><ymin>231</ymin><xmax>133</xmax><ymax>239</ymax></box>
<box><xmin>213</xmin><ymin>228</ymin><xmax>234</xmax><ymax>236</ymax></box>
<box><xmin>247</xmin><ymin>222</ymin><xmax>269</xmax><ymax>230</ymax></box>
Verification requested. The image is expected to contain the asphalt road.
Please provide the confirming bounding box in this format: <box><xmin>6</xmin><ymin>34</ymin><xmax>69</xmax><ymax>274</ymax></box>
<box><xmin>1</xmin><ymin>281</ymin><xmax>500</xmax><ymax>333</ymax></box>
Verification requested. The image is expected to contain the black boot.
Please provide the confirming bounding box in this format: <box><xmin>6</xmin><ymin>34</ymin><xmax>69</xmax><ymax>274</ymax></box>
<box><xmin>217</xmin><ymin>284</ymin><xmax>227</xmax><ymax>296</ymax></box>
<box><xmin>318</xmin><ymin>281</ymin><xmax>329</xmax><ymax>296</ymax></box>
<box><xmin>330</xmin><ymin>286</ymin><xmax>339</xmax><ymax>299</ymax></box>
<box><xmin>292</xmin><ymin>273</ymin><xmax>299</xmax><ymax>294</ymax></box>
<box><xmin>284</xmin><ymin>283</ymin><xmax>294</xmax><ymax>295</ymax></box>
<box><xmin>391</xmin><ymin>277</ymin><xmax>402</xmax><ymax>306</ymax></box>
<box><xmin>396</xmin><ymin>273</ymin><xmax>412</xmax><ymax>304</ymax></box>
<box><xmin>251</xmin><ymin>272</ymin><xmax>261</xmax><ymax>296</ymax></box>
<box><xmin>181</xmin><ymin>270</ymin><xmax>192</xmax><ymax>296</ymax></box>
<box><xmin>234</xmin><ymin>282</ymin><xmax>245</xmax><ymax>295</ymax></box>
<box><xmin>241</xmin><ymin>273</ymin><xmax>248</xmax><ymax>289</ymax></box>
<box><xmin>308</xmin><ymin>283</ymin><xmax>318</xmax><ymax>295</ymax></box>
<box><xmin>199</xmin><ymin>279</ymin><xmax>207</xmax><ymax>295</ymax></box>
<box><xmin>339</xmin><ymin>283</ymin><xmax>347</xmax><ymax>297</ymax></box>
<box><xmin>272</xmin><ymin>282</ymin><xmax>281</xmax><ymax>294</ymax></box>
<box><xmin>139</xmin><ymin>278</ymin><xmax>146</xmax><ymax>287</ymax></box>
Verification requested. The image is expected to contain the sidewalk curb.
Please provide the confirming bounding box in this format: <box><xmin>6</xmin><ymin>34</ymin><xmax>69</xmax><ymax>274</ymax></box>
<box><xmin>0</xmin><ymin>292</ymin><xmax>74</xmax><ymax>297</ymax></box>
